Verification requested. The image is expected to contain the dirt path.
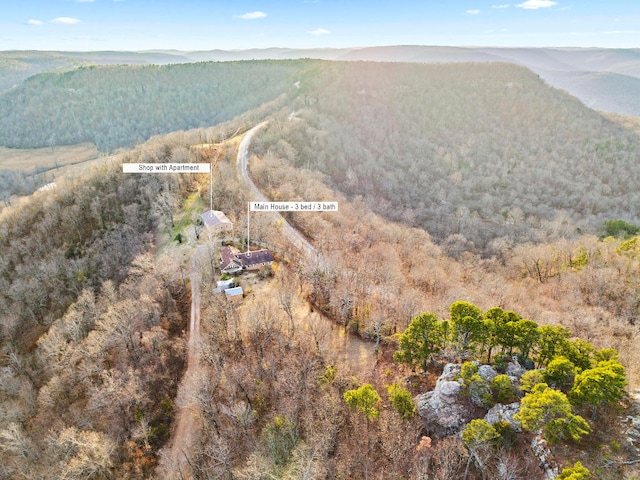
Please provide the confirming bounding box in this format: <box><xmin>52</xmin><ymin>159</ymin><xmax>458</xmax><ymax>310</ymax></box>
<box><xmin>156</xmin><ymin>246</ymin><xmax>205</xmax><ymax>479</ymax></box>
<box><xmin>155</xmin><ymin>125</ymin><xmax>271</xmax><ymax>479</ymax></box>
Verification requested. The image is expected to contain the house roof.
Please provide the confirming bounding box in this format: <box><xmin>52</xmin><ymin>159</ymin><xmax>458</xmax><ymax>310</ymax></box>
<box><xmin>236</xmin><ymin>249</ymin><xmax>274</xmax><ymax>268</ymax></box>
<box><xmin>220</xmin><ymin>246</ymin><xmax>241</xmax><ymax>270</ymax></box>
<box><xmin>200</xmin><ymin>210</ymin><xmax>233</xmax><ymax>228</ymax></box>
<box><xmin>220</xmin><ymin>246</ymin><xmax>273</xmax><ymax>271</ymax></box>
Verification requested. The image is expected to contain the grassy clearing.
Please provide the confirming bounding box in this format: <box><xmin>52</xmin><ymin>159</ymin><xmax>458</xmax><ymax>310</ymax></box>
<box><xmin>0</xmin><ymin>143</ymin><xmax>101</xmax><ymax>171</ymax></box>
<box><xmin>0</xmin><ymin>143</ymin><xmax>113</xmax><ymax>213</ymax></box>
<box><xmin>0</xmin><ymin>142</ymin><xmax>109</xmax><ymax>194</ymax></box>
<box><xmin>170</xmin><ymin>191</ymin><xmax>206</xmax><ymax>240</ymax></box>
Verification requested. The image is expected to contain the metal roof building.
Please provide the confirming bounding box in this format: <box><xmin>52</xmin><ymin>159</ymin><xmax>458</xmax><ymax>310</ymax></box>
<box><xmin>200</xmin><ymin>210</ymin><xmax>233</xmax><ymax>232</ymax></box>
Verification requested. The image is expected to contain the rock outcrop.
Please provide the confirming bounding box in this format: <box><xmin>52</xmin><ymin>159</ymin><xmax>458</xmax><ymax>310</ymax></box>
<box><xmin>416</xmin><ymin>361</ymin><xmax>529</xmax><ymax>439</ymax></box>
<box><xmin>415</xmin><ymin>363</ymin><xmax>472</xmax><ymax>437</ymax></box>
<box><xmin>505</xmin><ymin>360</ymin><xmax>526</xmax><ymax>378</ymax></box>
<box><xmin>531</xmin><ymin>435</ymin><xmax>558</xmax><ymax>479</ymax></box>
<box><xmin>478</xmin><ymin>365</ymin><xmax>498</xmax><ymax>382</ymax></box>
<box><xmin>484</xmin><ymin>402</ymin><xmax>521</xmax><ymax>432</ymax></box>
<box><xmin>624</xmin><ymin>390</ymin><xmax>640</xmax><ymax>450</ymax></box>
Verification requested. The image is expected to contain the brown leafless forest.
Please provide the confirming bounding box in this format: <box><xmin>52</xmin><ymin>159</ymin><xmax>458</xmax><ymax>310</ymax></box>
<box><xmin>1</xmin><ymin>60</ymin><xmax>640</xmax><ymax>479</ymax></box>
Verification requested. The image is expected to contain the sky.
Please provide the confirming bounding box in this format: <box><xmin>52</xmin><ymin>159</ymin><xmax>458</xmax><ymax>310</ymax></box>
<box><xmin>2</xmin><ymin>0</ymin><xmax>639</xmax><ymax>51</ymax></box>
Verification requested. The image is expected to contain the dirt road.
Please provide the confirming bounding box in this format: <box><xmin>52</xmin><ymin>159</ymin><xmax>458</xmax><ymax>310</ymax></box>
<box><xmin>237</xmin><ymin>121</ymin><xmax>316</xmax><ymax>254</ymax></box>
<box><xmin>156</xmin><ymin>245</ymin><xmax>205</xmax><ymax>479</ymax></box>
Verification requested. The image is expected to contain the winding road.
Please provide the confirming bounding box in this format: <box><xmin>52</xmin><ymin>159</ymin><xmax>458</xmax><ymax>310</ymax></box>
<box><xmin>237</xmin><ymin>121</ymin><xmax>317</xmax><ymax>255</ymax></box>
<box><xmin>237</xmin><ymin>122</ymin><xmax>375</xmax><ymax>373</ymax></box>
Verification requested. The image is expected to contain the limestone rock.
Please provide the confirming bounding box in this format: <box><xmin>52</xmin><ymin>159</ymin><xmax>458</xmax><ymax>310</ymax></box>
<box><xmin>505</xmin><ymin>361</ymin><xmax>526</xmax><ymax>378</ymax></box>
<box><xmin>624</xmin><ymin>390</ymin><xmax>640</xmax><ymax>447</ymax></box>
<box><xmin>478</xmin><ymin>365</ymin><xmax>498</xmax><ymax>382</ymax></box>
<box><xmin>442</xmin><ymin>363</ymin><xmax>462</xmax><ymax>377</ymax></box>
<box><xmin>485</xmin><ymin>402</ymin><xmax>521</xmax><ymax>432</ymax></box>
<box><xmin>415</xmin><ymin>363</ymin><xmax>470</xmax><ymax>437</ymax></box>
<box><xmin>438</xmin><ymin>380</ymin><xmax>462</xmax><ymax>402</ymax></box>
<box><xmin>531</xmin><ymin>436</ymin><xmax>558</xmax><ymax>480</ymax></box>
<box><xmin>625</xmin><ymin>415</ymin><xmax>640</xmax><ymax>445</ymax></box>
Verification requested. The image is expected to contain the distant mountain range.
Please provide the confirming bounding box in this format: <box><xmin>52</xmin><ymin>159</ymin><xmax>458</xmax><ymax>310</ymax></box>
<box><xmin>2</xmin><ymin>46</ymin><xmax>640</xmax><ymax>116</ymax></box>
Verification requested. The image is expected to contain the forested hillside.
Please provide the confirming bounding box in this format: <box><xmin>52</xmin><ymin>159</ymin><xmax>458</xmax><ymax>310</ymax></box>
<box><xmin>0</xmin><ymin>60</ymin><xmax>315</xmax><ymax>152</ymax></box>
<box><xmin>244</xmin><ymin>133</ymin><xmax>640</xmax><ymax>477</ymax></box>
<box><xmin>255</xmin><ymin>61</ymin><xmax>640</xmax><ymax>252</ymax></box>
<box><xmin>547</xmin><ymin>70</ymin><xmax>640</xmax><ymax>117</ymax></box>
<box><xmin>1</xmin><ymin>57</ymin><xmax>640</xmax><ymax>478</ymax></box>
<box><xmin>1</xmin><ymin>104</ymin><xmax>639</xmax><ymax>478</ymax></box>
<box><xmin>249</xmin><ymin>140</ymin><xmax>640</xmax><ymax>380</ymax></box>
<box><xmin>0</xmin><ymin>133</ymin><xmax>207</xmax><ymax>477</ymax></box>
<box><xmin>0</xmin><ymin>51</ymin><xmax>83</xmax><ymax>94</ymax></box>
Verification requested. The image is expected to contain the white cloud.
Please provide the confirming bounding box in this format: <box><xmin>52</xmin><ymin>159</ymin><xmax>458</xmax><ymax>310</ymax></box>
<box><xmin>601</xmin><ymin>30</ymin><xmax>640</xmax><ymax>35</ymax></box>
<box><xmin>309</xmin><ymin>28</ymin><xmax>331</xmax><ymax>35</ymax></box>
<box><xmin>51</xmin><ymin>17</ymin><xmax>82</xmax><ymax>25</ymax></box>
<box><xmin>27</xmin><ymin>19</ymin><xmax>43</xmax><ymax>26</ymax></box>
<box><xmin>492</xmin><ymin>4</ymin><xmax>511</xmax><ymax>8</ymax></box>
<box><xmin>234</xmin><ymin>11</ymin><xmax>267</xmax><ymax>20</ymax></box>
<box><xmin>466</xmin><ymin>9</ymin><xmax>481</xmax><ymax>15</ymax></box>
<box><xmin>516</xmin><ymin>0</ymin><xmax>557</xmax><ymax>9</ymax></box>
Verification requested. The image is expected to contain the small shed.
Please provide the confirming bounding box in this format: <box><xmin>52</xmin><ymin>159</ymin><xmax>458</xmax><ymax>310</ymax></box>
<box><xmin>215</xmin><ymin>279</ymin><xmax>235</xmax><ymax>293</ymax></box>
<box><xmin>225</xmin><ymin>286</ymin><xmax>244</xmax><ymax>299</ymax></box>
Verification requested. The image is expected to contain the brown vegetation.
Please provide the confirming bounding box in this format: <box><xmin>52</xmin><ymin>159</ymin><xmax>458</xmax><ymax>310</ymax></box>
<box><xmin>249</xmin><ymin>148</ymin><xmax>640</xmax><ymax>390</ymax></box>
<box><xmin>0</xmin><ymin>132</ymin><xmax>210</xmax><ymax>477</ymax></box>
<box><xmin>2</xmin><ymin>59</ymin><xmax>640</xmax><ymax>478</ymax></box>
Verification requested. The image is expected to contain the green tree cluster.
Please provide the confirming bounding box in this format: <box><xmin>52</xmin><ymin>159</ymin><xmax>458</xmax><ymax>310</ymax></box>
<box><xmin>343</xmin><ymin>384</ymin><xmax>381</xmax><ymax>421</ymax></box>
<box><xmin>386</xmin><ymin>384</ymin><xmax>416</xmax><ymax>420</ymax></box>
<box><xmin>392</xmin><ymin>312</ymin><xmax>443</xmax><ymax>371</ymax></box>
<box><xmin>461</xmin><ymin>419</ymin><xmax>499</xmax><ymax>480</ymax></box>
<box><xmin>491</xmin><ymin>374</ymin><xmax>516</xmax><ymax>404</ymax></box>
<box><xmin>393</xmin><ymin>301</ymin><xmax>593</xmax><ymax>372</ymax></box>
<box><xmin>544</xmin><ymin>356</ymin><xmax>577</xmax><ymax>392</ymax></box>
<box><xmin>558</xmin><ymin>461</ymin><xmax>591</xmax><ymax>479</ymax></box>
<box><xmin>602</xmin><ymin>219</ymin><xmax>639</xmax><ymax>239</ymax></box>
<box><xmin>570</xmin><ymin>360</ymin><xmax>626</xmax><ymax>420</ymax></box>
<box><xmin>393</xmin><ymin>300</ymin><xmax>629</xmax><ymax>391</ymax></box>
<box><xmin>515</xmin><ymin>383</ymin><xmax>591</xmax><ymax>445</ymax></box>
<box><xmin>393</xmin><ymin>301</ymin><xmax>629</xmax><ymax>456</ymax></box>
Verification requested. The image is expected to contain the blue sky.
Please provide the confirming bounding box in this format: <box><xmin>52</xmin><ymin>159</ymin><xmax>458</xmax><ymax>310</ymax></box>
<box><xmin>2</xmin><ymin>0</ymin><xmax>639</xmax><ymax>51</ymax></box>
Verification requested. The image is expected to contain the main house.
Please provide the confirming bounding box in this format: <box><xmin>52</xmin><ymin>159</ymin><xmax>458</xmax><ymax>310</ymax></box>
<box><xmin>200</xmin><ymin>210</ymin><xmax>233</xmax><ymax>233</ymax></box>
<box><xmin>220</xmin><ymin>246</ymin><xmax>274</xmax><ymax>274</ymax></box>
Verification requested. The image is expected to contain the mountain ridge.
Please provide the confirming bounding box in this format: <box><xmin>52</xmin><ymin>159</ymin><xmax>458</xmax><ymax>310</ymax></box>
<box><xmin>3</xmin><ymin>45</ymin><xmax>640</xmax><ymax>116</ymax></box>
